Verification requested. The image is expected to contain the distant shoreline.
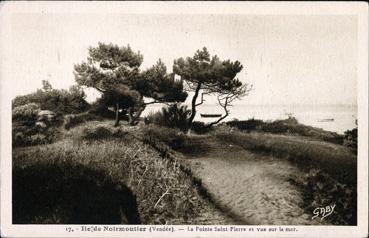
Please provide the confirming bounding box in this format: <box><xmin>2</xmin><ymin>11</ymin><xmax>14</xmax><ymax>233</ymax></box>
<box><xmin>145</xmin><ymin>103</ymin><xmax>358</xmax><ymax>108</ymax></box>
<box><xmin>144</xmin><ymin>104</ymin><xmax>357</xmax><ymax>134</ymax></box>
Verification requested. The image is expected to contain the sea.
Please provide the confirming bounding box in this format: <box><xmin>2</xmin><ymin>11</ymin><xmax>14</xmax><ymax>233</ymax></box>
<box><xmin>142</xmin><ymin>104</ymin><xmax>357</xmax><ymax>134</ymax></box>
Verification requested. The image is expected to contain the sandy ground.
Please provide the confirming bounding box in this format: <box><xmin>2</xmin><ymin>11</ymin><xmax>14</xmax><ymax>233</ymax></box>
<box><xmin>183</xmin><ymin>136</ymin><xmax>325</xmax><ymax>225</ymax></box>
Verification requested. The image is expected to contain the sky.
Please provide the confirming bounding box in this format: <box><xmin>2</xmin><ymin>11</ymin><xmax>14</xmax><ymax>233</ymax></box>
<box><xmin>1</xmin><ymin>10</ymin><xmax>358</xmax><ymax>106</ymax></box>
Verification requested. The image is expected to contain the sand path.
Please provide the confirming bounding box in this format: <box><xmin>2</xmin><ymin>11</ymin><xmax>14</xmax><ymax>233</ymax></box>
<box><xmin>184</xmin><ymin>136</ymin><xmax>323</xmax><ymax>225</ymax></box>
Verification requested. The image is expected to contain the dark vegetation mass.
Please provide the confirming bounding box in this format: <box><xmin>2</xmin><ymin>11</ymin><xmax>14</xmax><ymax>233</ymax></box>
<box><xmin>13</xmin><ymin>161</ymin><xmax>140</xmax><ymax>224</ymax></box>
<box><xmin>12</xmin><ymin>43</ymin><xmax>357</xmax><ymax>225</ymax></box>
<box><xmin>13</xmin><ymin>123</ymin><xmax>219</xmax><ymax>224</ymax></box>
<box><xmin>13</xmin><ymin>80</ymin><xmax>90</xmax><ymax>114</ymax></box>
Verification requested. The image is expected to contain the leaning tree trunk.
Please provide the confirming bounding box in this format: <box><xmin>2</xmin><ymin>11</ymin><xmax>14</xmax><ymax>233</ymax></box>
<box><xmin>206</xmin><ymin>111</ymin><xmax>229</xmax><ymax>128</ymax></box>
<box><xmin>206</xmin><ymin>97</ymin><xmax>230</xmax><ymax>128</ymax></box>
<box><xmin>114</xmin><ymin>103</ymin><xmax>120</xmax><ymax>127</ymax></box>
<box><xmin>127</xmin><ymin>105</ymin><xmax>145</xmax><ymax>126</ymax></box>
<box><xmin>188</xmin><ymin>83</ymin><xmax>202</xmax><ymax>128</ymax></box>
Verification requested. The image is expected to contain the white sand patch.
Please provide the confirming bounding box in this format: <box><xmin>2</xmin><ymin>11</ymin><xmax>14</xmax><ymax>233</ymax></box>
<box><xmin>185</xmin><ymin>137</ymin><xmax>328</xmax><ymax>225</ymax></box>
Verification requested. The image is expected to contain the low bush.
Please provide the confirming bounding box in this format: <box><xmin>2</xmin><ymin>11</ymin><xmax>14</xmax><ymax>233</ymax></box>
<box><xmin>290</xmin><ymin>169</ymin><xmax>356</xmax><ymax>225</ymax></box>
<box><xmin>226</xmin><ymin>118</ymin><xmax>345</xmax><ymax>145</ymax></box>
<box><xmin>12</xmin><ymin>103</ymin><xmax>62</xmax><ymax>147</ymax></box>
<box><xmin>12</xmin><ymin>103</ymin><xmax>40</xmax><ymax>126</ymax></box>
<box><xmin>260</xmin><ymin>118</ymin><xmax>298</xmax><ymax>134</ymax></box>
<box><xmin>142</xmin><ymin>124</ymin><xmax>186</xmax><ymax>150</ymax></box>
<box><xmin>63</xmin><ymin>122</ymin><xmax>132</xmax><ymax>143</ymax></box>
<box><xmin>226</xmin><ymin>118</ymin><xmax>264</xmax><ymax>132</ymax></box>
<box><xmin>343</xmin><ymin>128</ymin><xmax>357</xmax><ymax>152</ymax></box>
<box><xmin>64</xmin><ymin>112</ymin><xmax>101</xmax><ymax>130</ymax></box>
<box><xmin>145</xmin><ymin>104</ymin><xmax>190</xmax><ymax>132</ymax></box>
<box><xmin>12</xmin><ymin>82</ymin><xmax>90</xmax><ymax>115</ymax></box>
<box><xmin>88</xmin><ymin>101</ymin><xmax>117</xmax><ymax>119</ymax></box>
<box><xmin>82</xmin><ymin>126</ymin><xmax>113</xmax><ymax>140</ymax></box>
<box><xmin>13</xmin><ymin>130</ymin><xmax>60</xmax><ymax>147</ymax></box>
<box><xmin>190</xmin><ymin>121</ymin><xmax>213</xmax><ymax>134</ymax></box>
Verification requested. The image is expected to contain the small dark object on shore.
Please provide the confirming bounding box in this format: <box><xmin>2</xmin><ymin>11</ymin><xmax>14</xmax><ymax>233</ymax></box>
<box><xmin>200</xmin><ymin>114</ymin><xmax>222</xmax><ymax>118</ymax></box>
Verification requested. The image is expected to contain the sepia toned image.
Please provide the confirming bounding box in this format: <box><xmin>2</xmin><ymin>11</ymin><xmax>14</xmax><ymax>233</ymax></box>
<box><xmin>0</xmin><ymin>2</ymin><xmax>368</xmax><ymax>238</ymax></box>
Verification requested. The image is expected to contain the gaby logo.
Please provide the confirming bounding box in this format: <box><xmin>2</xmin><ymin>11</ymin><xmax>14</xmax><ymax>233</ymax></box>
<box><xmin>312</xmin><ymin>204</ymin><xmax>336</xmax><ymax>220</ymax></box>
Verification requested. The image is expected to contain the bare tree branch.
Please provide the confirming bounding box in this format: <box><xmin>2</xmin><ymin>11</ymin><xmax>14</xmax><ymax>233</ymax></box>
<box><xmin>206</xmin><ymin>96</ymin><xmax>230</xmax><ymax>127</ymax></box>
<box><xmin>195</xmin><ymin>92</ymin><xmax>207</xmax><ymax>106</ymax></box>
<box><xmin>205</xmin><ymin>84</ymin><xmax>251</xmax><ymax>128</ymax></box>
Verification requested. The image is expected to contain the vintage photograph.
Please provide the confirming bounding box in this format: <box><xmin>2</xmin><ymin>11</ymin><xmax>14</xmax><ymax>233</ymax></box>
<box><xmin>1</xmin><ymin>2</ymin><xmax>368</xmax><ymax>238</ymax></box>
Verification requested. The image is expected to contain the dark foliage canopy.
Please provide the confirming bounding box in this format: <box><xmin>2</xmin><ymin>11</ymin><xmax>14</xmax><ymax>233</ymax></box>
<box><xmin>12</xmin><ymin>81</ymin><xmax>89</xmax><ymax>114</ymax></box>
<box><xmin>73</xmin><ymin>43</ymin><xmax>187</xmax><ymax>125</ymax></box>
<box><xmin>74</xmin><ymin>43</ymin><xmax>187</xmax><ymax>107</ymax></box>
<box><xmin>173</xmin><ymin>47</ymin><xmax>245</xmax><ymax>95</ymax></box>
<box><xmin>173</xmin><ymin>47</ymin><xmax>251</xmax><ymax>127</ymax></box>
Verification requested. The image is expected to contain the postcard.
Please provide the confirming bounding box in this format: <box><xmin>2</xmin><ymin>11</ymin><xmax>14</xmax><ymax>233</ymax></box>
<box><xmin>1</xmin><ymin>1</ymin><xmax>368</xmax><ymax>237</ymax></box>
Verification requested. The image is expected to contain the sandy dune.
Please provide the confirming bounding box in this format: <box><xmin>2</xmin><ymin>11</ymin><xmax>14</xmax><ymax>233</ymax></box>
<box><xmin>184</xmin><ymin>136</ymin><xmax>326</xmax><ymax>225</ymax></box>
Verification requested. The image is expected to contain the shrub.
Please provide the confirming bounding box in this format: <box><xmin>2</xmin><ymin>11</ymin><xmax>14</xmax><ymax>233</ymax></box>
<box><xmin>226</xmin><ymin>118</ymin><xmax>344</xmax><ymax>145</ymax></box>
<box><xmin>82</xmin><ymin>126</ymin><xmax>112</xmax><ymax>140</ymax></box>
<box><xmin>64</xmin><ymin>112</ymin><xmax>101</xmax><ymax>130</ymax></box>
<box><xmin>13</xmin><ymin>126</ymin><xmax>61</xmax><ymax>147</ymax></box>
<box><xmin>12</xmin><ymin>103</ymin><xmax>63</xmax><ymax>147</ymax></box>
<box><xmin>12</xmin><ymin>103</ymin><xmax>40</xmax><ymax>126</ymax></box>
<box><xmin>12</xmin><ymin>103</ymin><xmax>40</xmax><ymax>146</ymax></box>
<box><xmin>226</xmin><ymin>118</ymin><xmax>264</xmax><ymax>132</ymax></box>
<box><xmin>12</xmin><ymin>83</ymin><xmax>90</xmax><ymax>115</ymax></box>
<box><xmin>343</xmin><ymin>128</ymin><xmax>357</xmax><ymax>151</ymax></box>
<box><xmin>142</xmin><ymin>125</ymin><xmax>186</xmax><ymax>150</ymax></box>
<box><xmin>78</xmin><ymin>124</ymin><xmax>128</xmax><ymax>141</ymax></box>
<box><xmin>253</xmin><ymin>117</ymin><xmax>299</xmax><ymax>134</ymax></box>
<box><xmin>190</xmin><ymin>121</ymin><xmax>212</xmax><ymax>134</ymax></box>
<box><xmin>12</xmin><ymin>127</ymin><xmax>60</xmax><ymax>147</ymax></box>
<box><xmin>213</xmin><ymin>123</ymin><xmax>238</xmax><ymax>134</ymax></box>
<box><xmin>12</xmin><ymin>129</ymin><xmax>29</xmax><ymax>147</ymax></box>
<box><xmin>291</xmin><ymin>169</ymin><xmax>356</xmax><ymax>225</ymax></box>
<box><xmin>145</xmin><ymin>104</ymin><xmax>190</xmax><ymax>132</ymax></box>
